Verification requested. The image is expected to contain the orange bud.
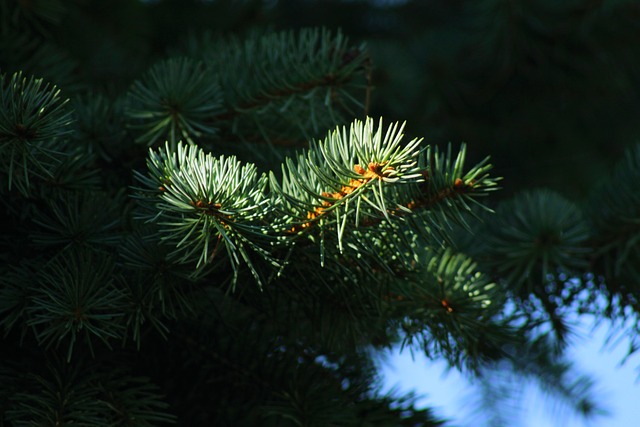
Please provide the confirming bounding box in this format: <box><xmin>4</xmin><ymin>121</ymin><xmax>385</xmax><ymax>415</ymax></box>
<box><xmin>354</xmin><ymin>164</ymin><xmax>366</xmax><ymax>175</ymax></box>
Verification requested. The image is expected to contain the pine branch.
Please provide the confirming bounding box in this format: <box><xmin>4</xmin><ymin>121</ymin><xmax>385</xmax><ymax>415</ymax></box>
<box><xmin>200</xmin><ymin>27</ymin><xmax>371</xmax><ymax>144</ymax></box>
<box><xmin>3</xmin><ymin>354</ymin><xmax>175</xmax><ymax>426</ymax></box>
<box><xmin>133</xmin><ymin>141</ymin><xmax>279</xmax><ymax>287</ymax></box>
<box><xmin>125</xmin><ymin>57</ymin><xmax>224</xmax><ymax>148</ymax></box>
<box><xmin>271</xmin><ymin>118</ymin><xmax>423</xmax><ymax>243</ymax></box>
<box><xmin>71</xmin><ymin>92</ymin><xmax>127</xmax><ymax>161</ymax></box>
<box><xmin>26</xmin><ymin>251</ymin><xmax>128</xmax><ymax>361</ymax></box>
<box><xmin>478</xmin><ymin>189</ymin><xmax>591</xmax><ymax>293</ymax></box>
<box><xmin>29</xmin><ymin>190</ymin><xmax>123</xmax><ymax>251</ymax></box>
<box><xmin>5</xmin><ymin>5</ymin><xmax>632</xmax><ymax>425</ymax></box>
<box><xmin>588</xmin><ymin>144</ymin><xmax>640</xmax><ymax>293</ymax></box>
<box><xmin>396</xmin><ymin>249</ymin><xmax>515</xmax><ymax>370</ymax></box>
<box><xmin>0</xmin><ymin>71</ymin><xmax>73</xmax><ymax>194</ymax></box>
<box><xmin>402</xmin><ymin>143</ymin><xmax>499</xmax><ymax>245</ymax></box>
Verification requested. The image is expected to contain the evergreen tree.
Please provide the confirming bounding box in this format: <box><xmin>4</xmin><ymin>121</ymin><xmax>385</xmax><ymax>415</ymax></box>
<box><xmin>1</xmin><ymin>1</ymin><xmax>639</xmax><ymax>426</ymax></box>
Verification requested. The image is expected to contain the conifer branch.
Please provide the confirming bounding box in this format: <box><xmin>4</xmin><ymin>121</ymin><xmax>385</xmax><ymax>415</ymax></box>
<box><xmin>3</xmin><ymin>5</ymin><xmax>629</xmax><ymax>424</ymax></box>
<box><xmin>125</xmin><ymin>58</ymin><xmax>224</xmax><ymax>148</ymax></box>
<box><xmin>202</xmin><ymin>28</ymin><xmax>371</xmax><ymax>144</ymax></box>
<box><xmin>479</xmin><ymin>190</ymin><xmax>591</xmax><ymax>293</ymax></box>
<box><xmin>588</xmin><ymin>144</ymin><xmax>640</xmax><ymax>292</ymax></box>
<box><xmin>0</xmin><ymin>71</ymin><xmax>72</xmax><ymax>194</ymax></box>
<box><xmin>133</xmin><ymin>142</ymin><xmax>279</xmax><ymax>287</ymax></box>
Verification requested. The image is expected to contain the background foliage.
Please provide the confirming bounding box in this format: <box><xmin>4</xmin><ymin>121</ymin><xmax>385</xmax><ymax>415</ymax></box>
<box><xmin>1</xmin><ymin>0</ymin><xmax>640</xmax><ymax>426</ymax></box>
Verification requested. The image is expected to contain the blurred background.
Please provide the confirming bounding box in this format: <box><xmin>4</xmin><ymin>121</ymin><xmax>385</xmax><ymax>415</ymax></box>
<box><xmin>380</xmin><ymin>315</ymin><xmax>640</xmax><ymax>426</ymax></box>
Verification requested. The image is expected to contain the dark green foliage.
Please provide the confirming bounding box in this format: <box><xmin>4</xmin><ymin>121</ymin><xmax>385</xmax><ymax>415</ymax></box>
<box><xmin>589</xmin><ymin>145</ymin><xmax>640</xmax><ymax>293</ymax></box>
<box><xmin>1</xmin><ymin>1</ymin><xmax>639</xmax><ymax>426</ymax></box>
<box><xmin>196</xmin><ymin>28</ymin><xmax>370</xmax><ymax>145</ymax></box>
<box><xmin>27</xmin><ymin>251</ymin><xmax>127</xmax><ymax>360</ymax></box>
<box><xmin>125</xmin><ymin>58</ymin><xmax>224</xmax><ymax>147</ymax></box>
<box><xmin>0</xmin><ymin>72</ymin><xmax>72</xmax><ymax>193</ymax></box>
<box><xmin>29</xmin><ymin>190</ymin><xmax>123</xmax><ymax>250</ymax></box>
<box><xmin>2</xmin><ymin>355</ymin><xmax>175</xmax><ymax>426</ymax></box>
<box><xmin>480</xmin><ymin>190</ymin><xmax>591</xmax><ymax>292</ymax></box>
<box><xmin>398</xmin><ymin>249</ymin><xmax>511</xmax><ymax>370</ymax></box>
